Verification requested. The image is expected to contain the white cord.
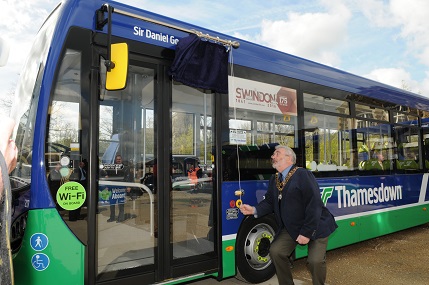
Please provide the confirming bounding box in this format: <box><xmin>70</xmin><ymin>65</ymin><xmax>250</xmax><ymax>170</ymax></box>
<box><xmin>229</xmin><ymin>48</ymin><xmax>243</xmax><ymax>202</ymax></box>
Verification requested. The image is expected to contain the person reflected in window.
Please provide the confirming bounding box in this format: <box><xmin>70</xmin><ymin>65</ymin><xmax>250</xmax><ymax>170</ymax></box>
<box><xmin>107</xmin><ymin>154</ymin><xmax>132</xmax><ymax>223</ymax></box>
<box><xmin>374</xmin><ymin>151</ymin><xmax>393</xmax><ymax>171</ymax></box>
<box><xmin>375</xmin><ymin>152</ymin><xmax>385</xmax><ymax>170</ymax></box>
<box><xmin>48</xmin><ymin>162</ymin><xmax>62</xmax><ymax>210</ymax></box>
<box><xmin>187</xmin><ymin>164</ymin><xmax>201</xmax><ymax>190</ymax></box>
<box><xmin>69</xmin><ymin>159</ymin><xmax>87</xmax><ymax>221</ymax></box>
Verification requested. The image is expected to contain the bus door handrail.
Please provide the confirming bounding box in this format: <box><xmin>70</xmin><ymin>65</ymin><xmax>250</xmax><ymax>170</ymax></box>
<box><xmin>172</xmin><ymin>177</ymin><xmax>212</xmax><ymax>188</ymax></box>
<box><xmin>99</xmin><ymin>180</ymin><xmax>154</xmax><ymax>236</ymax></box>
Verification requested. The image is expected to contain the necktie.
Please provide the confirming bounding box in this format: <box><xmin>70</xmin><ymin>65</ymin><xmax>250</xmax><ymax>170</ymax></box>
<box><xmin>278</xmin><ymin>172</ymin><xmax>284</xmax><ymax>201</ymax></box>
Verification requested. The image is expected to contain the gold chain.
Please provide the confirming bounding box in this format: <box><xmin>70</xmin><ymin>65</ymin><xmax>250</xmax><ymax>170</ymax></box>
<box><xmin>276</xmin><ymin>167</ymin><xmax>300</xmax><ymax>199</ymax></box>
<box><xmin>276</xmin><ymin>172</ymin><xmax>286</xmax><ymax>192</ymax></box>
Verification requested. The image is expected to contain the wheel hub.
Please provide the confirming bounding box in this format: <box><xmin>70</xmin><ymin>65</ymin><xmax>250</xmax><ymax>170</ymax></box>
<box><xmin>244</xmin><ymin>225</ymin><xmax>274</xmax><ymax>269</ymax></box>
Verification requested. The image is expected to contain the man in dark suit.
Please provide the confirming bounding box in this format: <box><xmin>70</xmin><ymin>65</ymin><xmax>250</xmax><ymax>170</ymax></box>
<box><xmin>106</xmin><ymin>154</ymin><xmax>132</xmax><ymax>223</ymax></box>
<box><xmin>240</xmin><ymin>145</ymin><xmax>337</xmax><ymax>285</ymax></box>
<box><xmin>48</xmin><ymin>162</ymin><xmax>62</xmax><ymax>210</ymax></box>
<box><xmin>69</xmin><ymin>159</ymin><xmax>87</xmax><ymax>221</ymax></box>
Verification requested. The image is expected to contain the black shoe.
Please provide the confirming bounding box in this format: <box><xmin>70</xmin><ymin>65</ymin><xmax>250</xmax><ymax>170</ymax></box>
<box><xmin>107</xmin><ymin>218</ymin><xmax>115</xmax><ymax>222</ymax></box>
<box><xmin>117</xmin><ymin>217</ymin><xmax>125</xmax><ymax>223</ymax></box>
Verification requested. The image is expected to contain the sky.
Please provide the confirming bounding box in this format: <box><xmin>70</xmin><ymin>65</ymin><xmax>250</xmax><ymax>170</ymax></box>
<box><xmin>1</xmin><ymin>0</ymin><xmax>429</xmax><ymax>115</ymax></box>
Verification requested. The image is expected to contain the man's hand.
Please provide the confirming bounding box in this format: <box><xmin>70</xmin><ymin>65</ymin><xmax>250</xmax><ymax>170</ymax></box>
<box><xmin>296</xmin><ymin>235</ymin><xmax>310</xmax><ymax>245</ymax></box>
<box><xmin>239</xmin><ymin>204</ymin><xmax>255</xmax><ymax>215</ymax></box>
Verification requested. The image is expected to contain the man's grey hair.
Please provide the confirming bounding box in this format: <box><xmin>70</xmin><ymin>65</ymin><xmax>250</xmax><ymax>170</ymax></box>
<box><xmin>275</xmin><ymin>145</ymin><xmax>296</xmax><ymax>164</ymax></box>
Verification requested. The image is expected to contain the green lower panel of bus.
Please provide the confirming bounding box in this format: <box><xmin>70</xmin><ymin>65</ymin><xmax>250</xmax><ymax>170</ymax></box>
<box><xmin>13</xmin><ymin>205</ymin><xmax>429</xmax><ymax>284</ymax></box>
<box><xmin>295</xmin><ymin>203</ymin><xmax>429</xmax><ymax>258</ymax></box>
<box><xmin>221</xmin><ymin>238</ymin><xmax>236</xmax><ymax>278</ymax></box>
<box><xmin>13</xmin><ymin>208</ymin><xmax>85</xmax><ymax>285</ymax></box>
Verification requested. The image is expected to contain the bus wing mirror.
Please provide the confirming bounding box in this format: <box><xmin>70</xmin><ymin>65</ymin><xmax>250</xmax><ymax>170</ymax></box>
<box><xmin>106</xmin><ymin>43</ymin><xmax>128</xmax><ymax>90</ymax></box>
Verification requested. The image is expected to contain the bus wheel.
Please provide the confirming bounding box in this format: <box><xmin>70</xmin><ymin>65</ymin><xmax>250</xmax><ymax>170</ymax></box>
<box><xmin>236</xmin><ymin>215</ymin><xmax>277</xmax><ymax>283</ymax></box>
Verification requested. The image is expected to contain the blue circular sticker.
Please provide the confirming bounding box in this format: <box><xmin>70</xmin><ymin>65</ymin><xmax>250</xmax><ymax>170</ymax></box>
<box><xmin>30</xmin><ymin>233</ymin><xmax>49</xmax><ymax>251</ymax></box>
<box><xmin>31</xmin><ymin>253</ymin><xmax>50</xmax><ymax>271</ymax></box>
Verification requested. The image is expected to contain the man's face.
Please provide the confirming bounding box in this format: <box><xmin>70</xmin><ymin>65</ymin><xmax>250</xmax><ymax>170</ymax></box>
<box><xmin>115</xmin><ymin>156</ymin><xmax>122</xmax><ymax>164</ymax></box>
<box><xmin>271</xmin><ymin>148</ymin><xmax>291</xmax><ymax>171</ymax></box>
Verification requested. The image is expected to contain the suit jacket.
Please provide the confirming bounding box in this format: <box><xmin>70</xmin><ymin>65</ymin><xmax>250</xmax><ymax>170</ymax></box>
<box><xmin>255</xmin><ymin>165</ymin><xmax>337</xmax><ymax>240</ymax></box>
<box><xmin>71</xmin><ymin>166</ymin><xmax>87</xmax><ymax>188</ymax></box>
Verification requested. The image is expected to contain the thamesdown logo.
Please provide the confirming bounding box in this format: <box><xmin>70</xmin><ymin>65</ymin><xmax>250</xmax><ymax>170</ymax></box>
<box><xmin>321</xmin><ymin>183</ymin><xmax>403</xmax><ymax>208</ymax></box>
<box><xmin>321</xmin><ymin>187</ymin><xmax>334</xmax><ymax>206</ymax></box>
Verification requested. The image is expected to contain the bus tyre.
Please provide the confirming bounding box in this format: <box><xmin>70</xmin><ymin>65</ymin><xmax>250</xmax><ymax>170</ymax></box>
<box><xmin>235</xmin><ymin>214</ymin><xmax>278</xmax><ymax>283</ymax></box>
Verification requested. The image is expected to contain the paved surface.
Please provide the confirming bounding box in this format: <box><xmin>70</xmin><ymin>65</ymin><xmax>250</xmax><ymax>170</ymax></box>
<box><xmin>185</xmin><ymin>274</ymin><xmax>313</xmax><ymax>285</ymax></box>
<box><xmin>186</xmin><ymin>275</ymin><xmax>300</xmax><ymax>285</ymax></box>
<box><xmin>185</xmin><ymin>223</ymin><xmax>429</xmax><ymax>285</ymax></box>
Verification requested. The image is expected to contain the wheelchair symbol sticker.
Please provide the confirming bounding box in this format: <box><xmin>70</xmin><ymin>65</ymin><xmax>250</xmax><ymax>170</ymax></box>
<box><xmin>31</xmin><ymin>253</ymin><xmax>50</xmax><ymax>271</ymax></box>
<box><xmin>30</xmin><ymin>233</ymin><xmax>48</xmax><ymax>251</ymax></box>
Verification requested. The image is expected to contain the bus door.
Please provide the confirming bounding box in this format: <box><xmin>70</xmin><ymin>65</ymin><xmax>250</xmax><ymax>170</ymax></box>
<box><xmin>96</xmin><ymin>56</ymin><xmax>216</xmax><ymax>283</ymax></box>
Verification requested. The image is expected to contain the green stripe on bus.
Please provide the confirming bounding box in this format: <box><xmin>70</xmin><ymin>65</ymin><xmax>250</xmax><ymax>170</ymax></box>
<box><xmin>295</xmin><ymin>203</ymin><xmax>429</xmax><ymax>258</ymax></box>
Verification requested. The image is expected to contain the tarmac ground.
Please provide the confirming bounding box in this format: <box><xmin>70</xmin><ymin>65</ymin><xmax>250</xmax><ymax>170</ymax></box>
<box><xmin>187</xmin><ymin>223</ymin><xmax>429</xmax><ymax>285</ymax></box>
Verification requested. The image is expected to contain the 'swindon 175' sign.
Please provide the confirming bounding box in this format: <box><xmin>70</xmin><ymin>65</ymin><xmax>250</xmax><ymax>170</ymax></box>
<box><xmin>228</xmin><ymin>76</ymin><xmax>297</xmax><ymax>116</ymax></box>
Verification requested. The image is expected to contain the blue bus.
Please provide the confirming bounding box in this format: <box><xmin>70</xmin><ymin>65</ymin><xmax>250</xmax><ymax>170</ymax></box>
<box><xmin>7</xmin><ymin>0</ymin><xmax>429</xmax><ymax>284</ymax></box>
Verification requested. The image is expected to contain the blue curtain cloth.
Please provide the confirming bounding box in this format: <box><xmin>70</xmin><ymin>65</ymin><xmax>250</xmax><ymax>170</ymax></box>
<box><xmin>169</xmin><ymin>34</ymin><xmax>229</xmax><ymax>93</ymax></box>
